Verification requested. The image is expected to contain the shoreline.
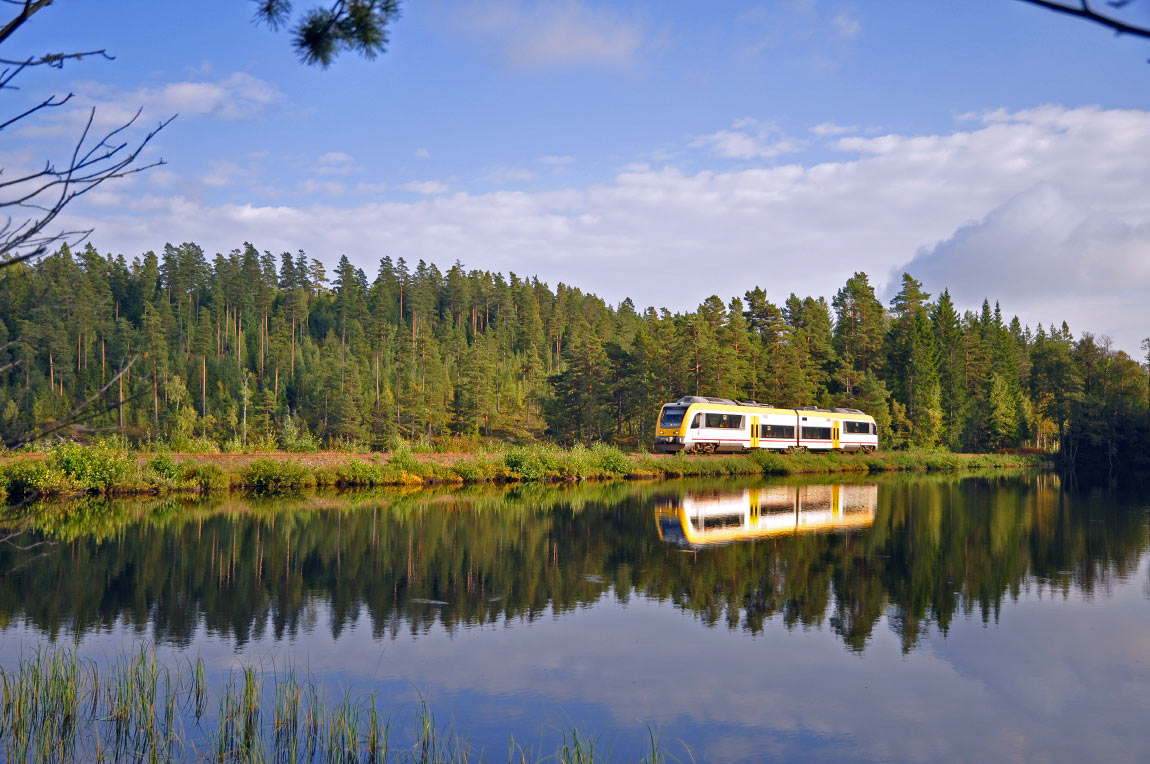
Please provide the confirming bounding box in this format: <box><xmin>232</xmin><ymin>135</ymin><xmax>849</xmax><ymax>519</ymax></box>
<box><xmin>0</xmin><ymin>444</ymin><xmax>1049</xmax><ymax>502</ymax></box>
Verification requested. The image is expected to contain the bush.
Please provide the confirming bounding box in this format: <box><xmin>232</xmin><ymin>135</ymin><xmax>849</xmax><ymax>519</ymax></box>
<box><xmin>241</xmin><ymin>458</ymin><xmax>312</xmax><ymax>494</ymax></box>
<box><xmin>279</xmin><ymin>414</ymin><xmax>319</xmax><ymax>453</ymax></box>
<box><xmin>177</xmin><ymin>461</ymin><xmax>226</xmax><ymax>491</ymax></box>
<box><xmin>2</xmin><ymin>459</ymin><xmax>67</xmax><ymax>499</ymax></box>
<box><xmin>451</xmin><ymin>456</ymin><xmax>504</xmax><ymax>483</ymax></box>
<box><xmin>49</xmin><ymin>440</ymin><xmax>131</xmax><ymax>492</ymax></box>
<box><xmin>504</xmin><ymin>447</ymin><xmax>550</xmax><ymax>481</ymax></box>
<box><xmin>329</xmin><ymin>436</ymin><xmax>370</xmax><ymax>454</ymax></box>
<box><xmin>146</xmin><ymin>453</ymin><xmax>179</xmax><ymax>480</ymax></box>
<box><xmin>591</xmin><ymin>443</ymin><xmax>632</xmax><ymax>475</ymax></box>
<box><xmin>388</xmin><ymin>443</ymin><xmax>423</xmax><ymax>475</ymax></box>
<box><xmin>333</xmin><ymin>459</ymin><xmax>386</xmax><ymax>487</ymax></box>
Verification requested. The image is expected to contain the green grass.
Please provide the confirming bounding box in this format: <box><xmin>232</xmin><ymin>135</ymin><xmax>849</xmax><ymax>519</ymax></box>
<box><xmin>0</xmin><ymin>645</ymin><xmax>669</xmax><ymax>763</ymax></box>
<box><xmin>0</xmin><ymin>440</ymin><xmax>1048</xmax><ymax>502</ymax></box>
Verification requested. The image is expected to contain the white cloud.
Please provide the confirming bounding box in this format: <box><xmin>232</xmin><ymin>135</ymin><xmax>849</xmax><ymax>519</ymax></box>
<box><xmin>297</xmin><ymin>179</ymin><xmax>347</xmax><ymax>196</ymax></box>
<box><xmin>896</xmin><ymin>184</ymin><xmax>1150</xmax><ymax>343</ymax></box>
<box><xmin>832</xmin><ymin>9</ymin><xmax>861</xmax><ymax>38</ymax></box>
<box><xmin>153</xmin><ymin>72</ymin><xmax>280</xmax><ymax>120</ymax></box>
<box><xmin>61</xmin><ymin>105</ymin><xmax>1150</xmax><ymax>354</ymax></box>
<box><xmin>13</xmin><ymin>72</ymin><xmax>281</xmax><ymax>142</ymax></box>
<box><xmin>400</xmin><ymin>180</ymin><xmax>450</xmax><ymax>195</ymax></box>
<box><xmin>538</xmin><ymin>155</ymin><xmax>575</xmax><ymax>165</ymax></box>
<box><xmin>415</xmin><ymin>147</ymin><xmax>431</xmax><ymax>159</ymax></box>
<box><xmin>201</xmin><ymin>159</ymin><xmax>262</xmax><ymax>188</ymax></box>
<box><xmin>485</xmin><ymin>165</ymin><xmax>535</xmax><ymax>183</ymax></box>
<box><xmin>459</xmin><ymin>0</ymin><xmax>644</xmax><ymax>69</ymax></box>
<box><xmin>692</xmin><ymin>118</ymin><xmax>804</xmax><ymax>160</ymax></box>
<box><xmin>811</xmin><ymin>121</ymin><xmax>858</xmax><ymax>136</ymax></box>
<box><xmin>313</xmin><ymin>152</ymin><xmax>358</xmax><ymax>176</ymax></box>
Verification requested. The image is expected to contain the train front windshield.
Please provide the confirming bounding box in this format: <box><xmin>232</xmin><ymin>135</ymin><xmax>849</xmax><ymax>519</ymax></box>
<box><xmin>659</xmin><ymin>405</ymin><xmax>687</xmax><ymax>429</ymax></box>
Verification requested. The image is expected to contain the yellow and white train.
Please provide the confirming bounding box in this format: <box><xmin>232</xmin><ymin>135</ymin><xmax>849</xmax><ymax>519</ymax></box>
<box><xmin>656</xmin><ymin>484</ymin><xmax>878</xmax><ymax>547</ymax></box>
<box><xmin>654</xmin><ymin>396</ymin><xmax>878</xmax><ymax>454</ymax></box>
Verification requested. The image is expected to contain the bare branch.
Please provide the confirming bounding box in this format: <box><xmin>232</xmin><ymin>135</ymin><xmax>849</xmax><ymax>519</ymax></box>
<box><xmin>0</xmin><ymin>49</ymin><xmax>112</xmax><ymax>68</ymax></box>
<box><xmin>1016</xmin><ymin>0</ymin><xmax>1150</xmax><ymax>39</ymax></box>
<box><xmin>0</xmin><ymin>91</ymin><xmax>71</xmax><ymax>130</ymax></box>
<box><xmin>0</xmin><ymin>108</ymin><xmax>175</xmax><ymax>267</ymax></box>
<box><xmin>0</xmin><ymin>0</ymin><xmax>53</xmax><ymax>48</ymax></box>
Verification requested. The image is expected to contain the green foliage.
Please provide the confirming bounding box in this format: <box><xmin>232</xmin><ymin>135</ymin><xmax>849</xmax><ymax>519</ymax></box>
<box><xmin>279</xmin><ymin>413</ymin><xmax>320</xmax><ymax>453</ymax></box>
<box><xmin>388</xmin><ymin>442</ymin><xmax>422</xmax><ymax>474</ymax></box>
<box><xmin>1</xmin><ymin>459</ymin><xmax>67</xmax><ymax>499</ymax></box>
<box><xmin>327</xmin><ymin>459</ymin><xmax>387</xmax><ymax>487</ymax></box>
<box><xmin>145</xmin><ymin>453</ymin><xmax>179</xmax><ymax>480</ymax></box>
<box><xmin>240</xmin><ymin>459</ymin><xmax>312</xmax><ymax>494</ymax></box>
<box><xmin>504</xmin><ymin>447</ymin><xmax>551</xmax><ymax>481</ymax></box>
<box><xmin>177</xmin><ymin>461</ymin><xmax>225</xmax><ymax>492</ymax></box>
<box><xmin>49</xmin><ymin>440</ymin><xmax>131</xmax><ymax>491</ymax></box>
<box><xmin>591</xmin><ymin>443</ymin><xmax>631</xmax><ymax>474</ymax></box>
<box><xmin>166</xmin><ymin>432</ymin><xmax>220</xmax><ymax>453</ymax></box>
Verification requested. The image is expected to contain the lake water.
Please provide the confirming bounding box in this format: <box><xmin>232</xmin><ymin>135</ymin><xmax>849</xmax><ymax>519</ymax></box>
<box><xmin>1</xmin><ymin>473</ymin><xmax>1148</xmax><ymax>762</ymax></box>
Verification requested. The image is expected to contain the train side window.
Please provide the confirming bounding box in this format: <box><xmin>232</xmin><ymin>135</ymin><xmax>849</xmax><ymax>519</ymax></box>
<box><xmin>870</xmin><ymin>423</ymin><xmax>877</xmax><ymax>435</ymax></box>
<box><xmin>760</xmin><ymin>424</ymin><xmax>795</xmax><ymax>439</ymax></box>
<box><xmin>704</xmin><ymin>413</ymin><xmax>744</xmax><ymax>429</ymax></box>
<box><xmin>690</xmin><ymin>414</ymin><xmax>701</xmax><ymax>429</ymax></box>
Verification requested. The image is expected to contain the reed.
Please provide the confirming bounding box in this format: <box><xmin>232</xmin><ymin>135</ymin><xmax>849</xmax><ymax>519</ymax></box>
<box><xmin>0</xmin><ymin>645</ymin><xmax>675</xmax><ymax>763</ymax></box>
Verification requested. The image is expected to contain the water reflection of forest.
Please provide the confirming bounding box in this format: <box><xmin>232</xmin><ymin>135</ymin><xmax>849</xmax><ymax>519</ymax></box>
<box><xmin>0</xmin><ymin>474</ymin><xmax>1145</xmax><ymax>652</ymax></box>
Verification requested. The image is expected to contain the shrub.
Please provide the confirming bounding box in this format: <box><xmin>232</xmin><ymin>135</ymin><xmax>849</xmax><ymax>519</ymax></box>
<box><xmin>241</xmin><ymin>458</ymin><xmax>312</xmax><ymax>494</ymax></box>
<box><xmin>329</xmin><ymin>436</ymin><xmax>370</xmax><ymax>454</ymax></box>
<box><xmin>279</xmin><ymin>414</ymin><xmax>319</xmax><ymax>453</ymax></box>
<box><xmin>451</xmin><ymin>456</ymin><xmax>503</xmax><ymax>483</ymax></box>
<box><xmin>590</xmin><ymin>444</ymin><xmax>633</xmax><ymax>475</ymax></box>
<box><xmin>2</xmin><ymin>459</ymin><xmax>66</xmax><ymax>499</ymax></box>
<box><xmin>49</xmin><ymin>440</ymin><xmax>131</xmax><ymax>492</ymax></box>
<box><xmin>333</xmin><ymin>459</ymin><xmax>386</xmax><ymax>487</ymax></box>
<box><xmin>178</xmin><ymin>461</ymin><xmax>226</xmax><ymax>491</ymax></box>
<box><xmin>388</xmin><ymin>443</ymin><xmax>423</xmax><ymax>475</ymax></box>
<box><xmin>504</xmin><ymin>447</ymin><xmax>549</xmax><ymax>481</ymax></box>
<box><xmin>146</xmin><ymin>453</ymin><xmax>179</xmax><ymax>480</ymax></box>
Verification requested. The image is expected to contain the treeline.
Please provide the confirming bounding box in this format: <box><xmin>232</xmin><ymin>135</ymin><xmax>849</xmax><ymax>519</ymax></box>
<box><xmin>0</xmin><ymin>243</ymin><xmax>1146</xmax><ymax>475</ymax></box>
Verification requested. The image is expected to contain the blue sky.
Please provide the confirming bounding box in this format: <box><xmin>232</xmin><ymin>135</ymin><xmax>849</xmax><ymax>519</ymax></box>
<box><xmin>8</xmin><ymin>1</ymin><xmax>1150</xmax><ymax>350</ymax></box>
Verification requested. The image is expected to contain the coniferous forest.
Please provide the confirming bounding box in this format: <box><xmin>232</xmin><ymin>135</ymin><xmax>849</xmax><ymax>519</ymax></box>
<box><xmin>0</xmin><ymin>242</ymin><xmax>1146</xmax><ymax>478</ymax></box>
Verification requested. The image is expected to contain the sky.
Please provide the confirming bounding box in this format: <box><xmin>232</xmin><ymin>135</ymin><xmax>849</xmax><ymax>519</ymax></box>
<box><xmin>7</xmin><ymin>0</ymin><xmax>1150</xmax><ymax>352</ymax></box>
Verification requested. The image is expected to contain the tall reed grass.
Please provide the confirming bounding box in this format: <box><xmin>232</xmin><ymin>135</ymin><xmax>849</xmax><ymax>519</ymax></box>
<box><xmin>0</xmin><ymin>646</ymin><xmax>669</xmax><ymax>763</ymax></box>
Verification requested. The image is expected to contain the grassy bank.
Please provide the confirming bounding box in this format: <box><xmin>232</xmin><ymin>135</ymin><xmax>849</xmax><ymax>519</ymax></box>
<box><xmin>0</xmin><ymin>441</ymin><xmax>1047</xmax><ymax>502</ymax></box>
<box><xmin>0</xmin><ymin>645</ymin><xmax>666</xmax><ymax>764</ymax></box>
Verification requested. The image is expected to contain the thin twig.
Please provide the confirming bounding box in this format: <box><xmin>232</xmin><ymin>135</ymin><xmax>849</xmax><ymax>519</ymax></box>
<box><xmin>1016</xmin><ymin>0</ymin><xmax>1150</xmax><ymax>39</ymax></box>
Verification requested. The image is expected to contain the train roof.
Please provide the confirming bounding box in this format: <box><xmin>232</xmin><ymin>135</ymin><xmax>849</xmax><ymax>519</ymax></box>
<box><xmin>663</xmin><ymin>397</ymin><xmax>875</xmax><ymax>420</ymax></box>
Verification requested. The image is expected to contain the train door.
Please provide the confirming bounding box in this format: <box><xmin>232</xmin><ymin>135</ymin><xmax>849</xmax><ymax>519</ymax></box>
<box><xmin>832</xmin><ymin>421</ymin><xmax>840</xmax><ymax>450</ymax></box>
<box><xmin>750</xmin><ymin>415</ymin><xmax>760</xmax><ymax>449</ymax></box>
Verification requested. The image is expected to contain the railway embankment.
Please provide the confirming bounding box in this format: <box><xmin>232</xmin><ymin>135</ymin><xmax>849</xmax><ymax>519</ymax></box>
<box><xmin>0</xmin><ymin>441</ymin><xmax>1049</xmax><ymax>502</ymax></box>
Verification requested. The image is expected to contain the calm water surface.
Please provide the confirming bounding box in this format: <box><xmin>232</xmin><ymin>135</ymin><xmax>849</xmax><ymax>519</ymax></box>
<box><xmin>1</xmin><ymin>473</ymin><xmax>1148</xmax><ymax>762</ymax></box>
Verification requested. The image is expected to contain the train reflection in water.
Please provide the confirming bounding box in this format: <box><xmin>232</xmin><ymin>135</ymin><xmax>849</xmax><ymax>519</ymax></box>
<box><xmin>656</xmin><ymin>484</ymin><xmax>878</xmax><ymax>547</ymax></box>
